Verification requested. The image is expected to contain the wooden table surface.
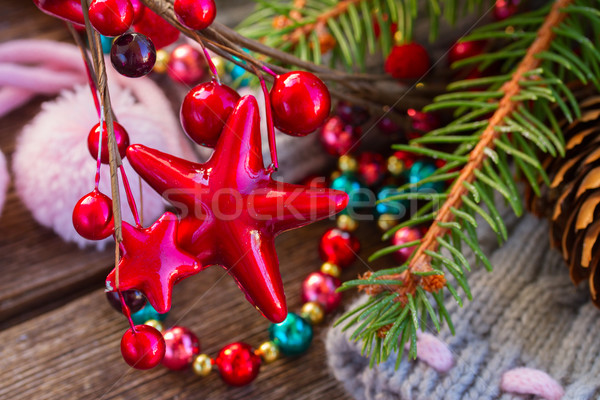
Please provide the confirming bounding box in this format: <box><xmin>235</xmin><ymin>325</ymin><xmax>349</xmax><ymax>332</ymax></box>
<box><xmin>0</xmin><ymin>2</ymin><xmax>386</xmax><ymax>399</ymax></box>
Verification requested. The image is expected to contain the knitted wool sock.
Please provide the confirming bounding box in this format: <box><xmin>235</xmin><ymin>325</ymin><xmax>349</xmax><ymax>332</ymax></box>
<box><xmin>326</xmin><ymin>215</ymin><xmax>599</xmax><ymax>400</ymax></box>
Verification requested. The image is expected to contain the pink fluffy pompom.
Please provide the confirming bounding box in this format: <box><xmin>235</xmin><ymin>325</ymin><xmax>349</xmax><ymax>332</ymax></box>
<box><xmin>13</xmin><ymin>73</ymin><xmax>193</xmax><ymax>250</ymax></box>
<box><xmin>0</xmin><ymin>149</ymin><xmax>8</xmax><ymax>215</ymax></box>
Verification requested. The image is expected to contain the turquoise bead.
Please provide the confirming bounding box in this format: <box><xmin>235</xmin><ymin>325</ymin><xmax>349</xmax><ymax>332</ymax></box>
<box><xmin>131</xmin><ymin>303</ymin><xmax>169</xmax><ymax>325</ymax></box>
<box><xmin>331</xmin><ymin>173</ymin><xmax>369</xmax><ymax>212</ymax></box>
<box><xmin>375</xmin><ymin>185</ymin><xmax>408</xmax><ymax>216</ymax></box>
<box><xmin>269</xmin><ymin>313</ymin><xmax>313</xmax><ymax>356</ymax></box>
<box><xmin>100</xmin><ymin>35</ymin><xmax>114</xmax><ymax>54</ymax></box>
<box><xmin>408</xmin><ymin>160</ymin><xmax>445</xmax><ymax>193</ymax></box>
<box><xmin>228</xmin><ymin>49</ymin><xmax>252</xmax><ymax>87</ymax></box>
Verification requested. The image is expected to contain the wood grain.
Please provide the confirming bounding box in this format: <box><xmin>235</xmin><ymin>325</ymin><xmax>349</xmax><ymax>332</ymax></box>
<box><xmin>0</xmin><ymin>1</ymin><xmax>388</xmax><ymax>398</ymax></box>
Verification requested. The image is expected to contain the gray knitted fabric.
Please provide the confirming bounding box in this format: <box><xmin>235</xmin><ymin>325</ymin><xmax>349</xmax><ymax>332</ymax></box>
<box><xmin>325</xmin><ymin>215</ymin><xmax>600</xmax><ymax>400</ymax></box>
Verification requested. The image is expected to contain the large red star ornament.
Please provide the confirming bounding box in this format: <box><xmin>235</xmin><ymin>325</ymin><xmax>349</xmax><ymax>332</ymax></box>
<box><xmin>105</xmin><ymin>212</ymin><xmax>201</xmax><ymax>313</ymax></box>
<box><xmin>126</xmin><ymin>95</ymin><xmax>348</xmax><ymax>323</ymax></box>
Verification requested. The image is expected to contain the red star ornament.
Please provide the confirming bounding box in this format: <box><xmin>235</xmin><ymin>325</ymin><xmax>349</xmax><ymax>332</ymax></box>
<box><xmin>126</xmin><ymin>95</ymin><xmax>348</xmax><ymax>323</ymax></box>
<box><xmin>105</xmin><ymin>212</ymin><xmax>201</xmax><ymax>313</ymax></box>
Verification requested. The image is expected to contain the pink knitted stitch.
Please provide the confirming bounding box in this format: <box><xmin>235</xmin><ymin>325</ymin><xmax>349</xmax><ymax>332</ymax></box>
<box><xmin>404</xmin><ymin>331</ymin><xmax>454</xmax><ymax>372</ymax></box>
<box><xmin>501</xmin><ymin>367</ymin><xmax>564</xmax><ymax>400</ymax></box>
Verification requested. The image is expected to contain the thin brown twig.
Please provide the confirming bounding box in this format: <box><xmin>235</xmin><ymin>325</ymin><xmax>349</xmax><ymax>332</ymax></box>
<box><xmin>360</xmin><ymin>0</ymin><xmax>575</xmax><ymax>305</ymax></box>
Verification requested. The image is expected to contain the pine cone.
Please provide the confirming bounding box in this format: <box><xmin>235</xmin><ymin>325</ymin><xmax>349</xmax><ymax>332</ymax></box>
<box><xmin>526</xmin><ymin>87</ymin><xmax>600</xmax><ymax>308</ymax></box>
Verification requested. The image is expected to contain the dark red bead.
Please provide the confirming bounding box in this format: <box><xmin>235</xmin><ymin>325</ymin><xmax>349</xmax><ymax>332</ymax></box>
<box><xmin>319</xmin><ymin>116</ymin><xmax>360</xmax><ymax>156</ymax></box>
<box><xmin>134</xmin><ymin>7</ymin><xmax>180</xmax><ymax>50</ymax></box>
<box><xmin>88</xmin><ymin>0</ymin><xmax>133</xmax><ymax>37</ymax></box>
<box><xmin>319</xmin><ymin>228</ymin><xmax>360</xmax><ymax>268</ymax></box>
<box><xmin>87</xmin><ymin>121</ymin><xmax>130</xmax><ymax>164</ymax></box>
<box><xmin>385</xmin><ymin>43</ymin><xmax>430</xmax><ymax>80</ymax></box>
<box><xmin>106</xmin><ymin>289</ymin><xmax>147</xmax><ymax>313</ymax></box>
<box><xmin>448</xmin><ymin>40</ymin><xmax>486</xmax><ymax>66</ymax></box>
<box><xmin>357</xmin><ymin>152</ymin><xmax>385</xmax><ymax>186</ymax></box>
<box><xmin>174</xmin><ymin>0</ymin><xmax>216</xmax><ymax>30</ymax></box>
<box><xmin>167</xmin><ymin>44</ymin><xmax>207</xmax><ymax>86</ymax></box>
<box><xmin>301</xmin><ymin>271</ymin><xmax>342</xmax><ymax>313</ymax></box>
<box><xmin>121</xmin><ymin>325</ymin><xmax>166</xmax><ymax>369</ymax></box>
<box><xmin>162</xmin><ymin>326</ymin><xmax>201</xmax><ymax>371</ymax></box>
<box><xmin>494</xmin><ymin>0</ymin><xmax>520</xmax><ymax>20</ymax></box>
<box><xmin>392</xmin><ymin>226</ymin><xmax>423</xmax><ymax>264</ymax></box>
<box><xmin>373</xmin><ymin>15</ymin><xmax>398</xmax><ymax>38</ymax></box>
<box><xmin>336</xmin><ymin>101</ymin><xmax>370</xmax><ymax>127</ymax></box>
<box><xmin>270</xmin><ymin>71</ymin><xmax>331</xmax><ymax>136</ymax></box>
<box><xmin>180</xmin><ymin>81</ymin><xmax>240</xmax><ymax>148</ymax></box>
<box><xmin>215</xmin><ymin>342</ymin><xmax>261</xmax><ymax>386</ymax></box>
<box><xmin>377</xmin><ymin>116</ymin><xmax>402</xmax><ymax>135</ymax></box>
<box><xmin>72</xmin><ymin>190</ymin><xmax>114</xmax><ymax>240</ymax></box>
<box><xmin>129</xmin><ymin>0</ymin><xmax>145</xmax><ymax>23</ymax></box>
<box><xmin>407</xmin><ymin>109</ymin><xmax>441</xmax><ymax>132</ymax></box>
<box><xmin>110</xmin><ymin>32</ymin><xmax>156</xmax><ymax>78</ymax></box>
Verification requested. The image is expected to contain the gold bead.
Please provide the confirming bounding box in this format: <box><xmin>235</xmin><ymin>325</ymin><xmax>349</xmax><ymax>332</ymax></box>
<box><xmin>320</xmin><ymin>262</ymin><xmax>341</xmax><ymax>278</ymax></box>
<box><xmin>144</xmin><ymin>319</ymin><xmax>164</xmax><ymax>332</ymax></box>
<box><xmin>377</xmin><ymin>214</ymin><xmax>398</xmax><ymax>232</ymax></box>
<box><xmin>337</xmin><ymin>214</ymin><xmax>358</xmax><ymax>232</ymax></box>
<box><xmin>387</xmin><ymin>155</ymin><xmax>406</xmax><ymax>176</ymax></box>
<box><xmin>338</xmin><ymin>155</ymin><xmax>358</xmax><ymax>173</ymax></box>
<box><xmin>330</xmin><ymin>170</ymin><xmax>342</xmax><ymax>181</ymax></box>
<box><xmin>211</xmin><ymin>56</ymin><xmax>226</xmax><ymax>77</ymax></box>
<box><xmin>192</xmin><ymin>354</ymin><xmax>213</xmax><ymax>377</ymax></box>
<box><xmin>394</xmin><ymin>31</ymin><xmax>403</xmax><ymax>45</ymax></box>
<box><xmin>300</xmin><ymin>301</ymin><xmax>325</xmax><ymax>325</ymax></box>
<box><xmin>255</xmin><ymin>341</ymin><xmax>280</xmax><ymax>363</ymax></box>
<box><xmin>153</xmin><ymin>49</ymin><xmax>170</xmax><ymax>74</ymax></box>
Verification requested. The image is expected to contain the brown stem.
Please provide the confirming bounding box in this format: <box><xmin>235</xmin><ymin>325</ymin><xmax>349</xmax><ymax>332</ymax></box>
<box><xmin>362</xmin><ymin>0</ymin><xmax>574</xmax><ymax>303</ymax></box>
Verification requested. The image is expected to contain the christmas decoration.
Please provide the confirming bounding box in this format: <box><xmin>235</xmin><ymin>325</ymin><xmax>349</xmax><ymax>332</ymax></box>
<box><xmin>32</xmin><ymin>0</ymin><xmax>84</xmax><ymax>26</ymax></box>
<box><xmin>391</xmin><ymin>226</ymin><xmax>423</xmax><ymax>264</ymax></box>
<box><xmin>110</xmin><ymin>32</ymin><xmax>156</xmax><ymax>78</ymax></box>
<box><xmin>319</xmin><ymin>116</ymin><xmax>360</xmax><ymax>156</ymax></box>
<box><xmin>105</xmin><ymin>289</ymin><xmax>146</xmax><ymax>314</ymax></box>
<box><xmin>384</xmin><ymin>42</ymin><xmax>430</xmax><ymax>80</ymax></box>
<box><xmin>301</xmin><ymin>271</ymin><xmax>342</xmax><ymax>313</ymax></box>
<box><xmin>129</xmin><ymin>0</ymin><xmax>144</xmax><ymax>23</ymax></box>
<box><xmin>179</xmin><ymin>81</ymin><xmax>240</xmax><ymax>148</ymax></box>
<box><xmin>269</xmin><ymin>313</ymin><xmax>313</xmax><ymax>356</ymax></box>
<box><xmin>120</xmin><ymin>324</ymin><xmax>166</xmax><ymax>370</ymax></box>
<box><xmin>319</xmin><ymin>228</ymin><xmax>360</xmax><ymax>268</ymax></box>
<box><xmin>133</xmin><ymin>7</ymin><xmax>180</xmax><ymax>50</ymax></box>
<box><xmin>72</xmin><ymin>190</ymin><xmax>114</xmax><ymax>240</ymax></box>
<box><xmin>162</xmin><ymin>326</ymin><xmax>201</xmax><ymax>371</ymax></box>
<box><xmin>87</xmin><ymin>121</ymin><xmax>130</xmax><ymax>164</ymax></box>
<box><xmin>174</xmin><ymin>0</ymin><xmax>216</xmax><ymax>31</ymax></box>
<box><xmin>88</xmin><ymin>0</ymin><xmax>134</xmax><ymax>37</ymax></box>
<box><xmin>166</xmin><ymin>44</ymin><xmax>207</xmax><ymax>85</ymax></box>
<box><xmin>215</xmin><ymin>342</ymin><xmax>261</xmax><ymax>386</ymax></box>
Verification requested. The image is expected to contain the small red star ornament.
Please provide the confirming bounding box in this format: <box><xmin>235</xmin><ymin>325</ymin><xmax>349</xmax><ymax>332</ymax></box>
<box><xmin>125</xmin><ymin>95</ymin><xmax>348</xmax><ymax>322</ymax></box>
<box><xmin>105</xmin><ymin>212</ymin><xmax>201</xmax><ymax>313</ymax></box>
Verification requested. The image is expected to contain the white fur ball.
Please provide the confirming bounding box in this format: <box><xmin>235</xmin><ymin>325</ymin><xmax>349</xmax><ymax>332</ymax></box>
<box><xmin>13</xmin><ymin>78</ymin><xmax>190</xmax><ymax>250</ymax></box>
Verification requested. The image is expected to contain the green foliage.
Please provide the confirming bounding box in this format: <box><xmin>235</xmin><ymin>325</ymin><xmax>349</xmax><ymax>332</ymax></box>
<box><xmin>237</xmin><ymin>0</ymin><xmax>490</xmax><ymax>72</ymax></box>
<box><xmin>337</xmin><ymin>0</ymin><xmax>600</xmax><ymax>368</ymax></box>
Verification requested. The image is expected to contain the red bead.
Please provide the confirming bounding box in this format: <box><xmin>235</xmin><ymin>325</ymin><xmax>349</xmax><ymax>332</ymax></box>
<box><xmin>88</xmin><ymin>0</ymin><xmax>134</xmax><ymax>37</ymax></box>
<box><xmin>72</xmin><ymin>190</ymin><xmax>114</xmax><ymax>240</ymax></box>
<box><xmin>174</xmin><ymin>0</ymin><xmax>216</xmax><ymax>30</ymax></box>
<box><xmin>392</xmin><ymin>226</ymin><xmax>423</xmax><ymax>264</ymax></box>
<box><xmin>106</xmin><ymin>289</ymin><xmax>146</xmax><ymax>313</ymax></box>
<box><xmin>357</xmin><ymin>152</ymin><xmax>385</xmax><ymax>187</ymax></box>
<box><xmin>121</xmin><ymin>325</ymin><xmax>166</xmax><ymax>370</ymax></box>
<box><xmin>407</xmin><ymin>108</ymin><xmax>441</xmax><ymax>132</ymax></box>
<box><xmin>180</xmin><ymin>81</ymin><xmax>240</xmax><ymax>148</ymax></box>
<box><xmin>373</xmin><ymin>15</ymin><xmax>398</xmax><ymax>38</ymax></box>
<box><xmin>494</xmin><ymin>0</ymin><xmax>520</xmax><ymax>20</ymax></box>
<box><xmin>336</xmin><ymin>101</ymin><xmax>370</xmax><ymax>127</ymax></box>
<box><xmin>448</xmin><ymin>40</ymin><xmax>486</xmax><ymax>66</ymax></box>
<box><xmin>377</xmin><ymin>116</ymin><xmax>402</xmax><ymax>135</ymax></box>
<box><xmin>215</xmin><ymin>342</ymin><xmax>261</xmax><ymax>386</ymax></box>
<box><xmin>301</xmin><ymin>271</ymin><xmax>342</xmax><ymax>313</ymax></box>
<box><xmin>319</xmin><ymin>228</ymin><xmax>360</xmax><ymax>268</ymax></box>
<box><xmin>87</xmin><ymin>121</ymin><xmax>130</xmax><ymax>164</ymax></box>
<box><xmin>129</xmin><ymin>0</ymin><xmax>145</xmax><ymax>23</ymax></box>
<box><xmin>319</xmin><ymin>116</ymin><xmax>360</xmax><ymax>156</ymax></box>
<box><xmin>385</xmin><ymin>43</ymin><xmax>430</xmax><ymax>80</ymax></box>
<box><xmin>162</xmin><ymin>326</ymin><xmax>201</xmax><ymax>371</ymax></box>
<box><xmin>270</xmin><ymin>71</ymin><xmax>331</xmax><ymax>136</ymax></box>
<box><xmin>110</xmin><ymin>32</ymin><xmax>156</xmax><ymax>78</ymax></box>
<box><xmin>32</xmin><ymin>0</ymin><xmax>85</xmax><ymax>26</ymax></box>
<box><xmin>167</xmin><ymin>44</ymin><xmax>207</xmax><ymax>86</ymax></box>
<box><xmin>134</xmin><ymin>7</ymin><xmax>180</xmax><ymax>50</ymax></box>
<box><xmin>392</xmin><ymin>150</ymin><xmax>419</xmax><ymax>170</ymax></box>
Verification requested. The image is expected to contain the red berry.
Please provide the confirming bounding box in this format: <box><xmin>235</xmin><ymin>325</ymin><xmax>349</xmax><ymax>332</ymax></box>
<box><xmin>319</xmin><ymin>116</ymin><xmax>360</xmax><ymax>156</ymax></box>
<box><xmin>162</xmin><ymin>326</ymin><xmax>201</xmax><ymax>371</ymax></box>
<box><xmin>121</xmin><ymin>325</ymin><xmax>166</xmax><ymax>370</ymax></box>
<box><xmin>72</xmin><ymin>190</ymin><xmax>114</xmax><ymax>240</ymax></box>
<box><xmin>129</xmin><ymin>0</ymin><xmax>145</xmax><ymax>23</ymax></box>
<box><xmin>88</xmin><ymin>0</ymin><xmax>134</xmax><ymax>37</ymax></box>
<box><xmin>301</xmin><ymin>271</ymin><xmax>342</xmax><ymax>312</ymax></box>
<box><xmin>270</xmin><ymin>71</ymin><xmax>331</xmax><ymax>136</ymax></box>
<box><xmin>87</xmin><ymin>121</ymin><xmax>130</xmax><ymax>164</ymax></box>
<box><xmin>174</xmin><ymin>0</ymin><xmax>216</xmax><ymax>30</ymax></box>
<box><xmin>215</xmin><ymin>342</ymin><xmax>261</xmax><ymax>386</ymax></box>
<box><xmin>134</xmin><ymin>7</ymin><xmax>180</xmax><ymax>50</ymax></box>
<box><xmin>385</xmin><ymin>43</ymin><xmax>430</xmax><ymax>80</ymax></box>
<box><xmin>357</xmin><ymin>152</ymin><xmax>385</xmax><ymax>186</ymax></box>
<box><xmin>319</xmin><ymin>228</ymin><xmax>360</xmax><ymax>268</ymax></box>
<box><xmin>407</xmin><ymin>109</ymin><xmax>441</xmax><ymax>132</ymax></box>
<box><xmin>392</xmin><ymin>226</ymin><xmax>422</xmax><ymax>264</ymax></box>
<box><xmin>167</xmin><ymin>44</ymin><xmax>207</xmax><ymax>85</ymax></box>
<box><xmin>494</xmin><ymin>0</ymin><xmax>520</xmax><ymax>20</ymax></box>
<box><xmin>110</xmin><ymin>32</ymin><xmax>156</xmax><ymax>78</ymax></box>
<box><xmin>180</xmin><ymin>81</ymin><xmax>240</xmax><ymax>148</ymax></box>
<box><xmin>448</xmin><ymin>40</ymin><xmax>486</xmax><ymax>66</ymax></box>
